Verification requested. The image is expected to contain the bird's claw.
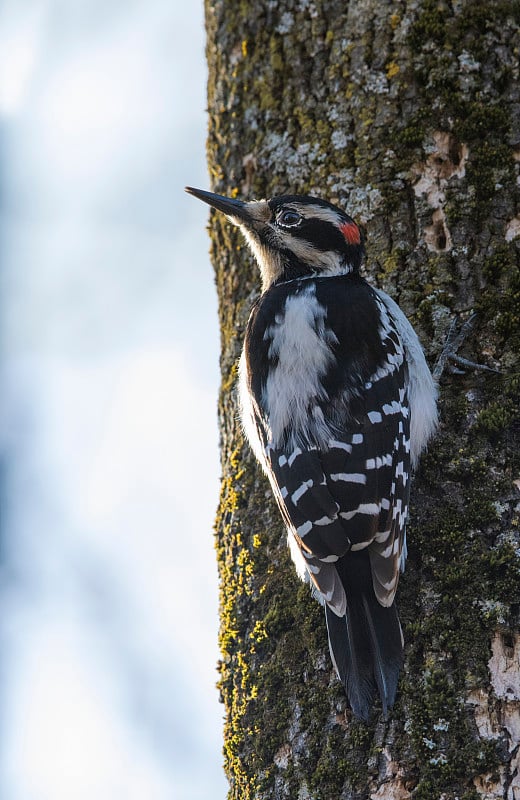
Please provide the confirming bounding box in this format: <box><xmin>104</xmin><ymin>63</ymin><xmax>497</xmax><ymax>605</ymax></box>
<box><xmin>433</xmin><ymin>314</ymin><xmax>500</xmax><ymax>381</ymax></box>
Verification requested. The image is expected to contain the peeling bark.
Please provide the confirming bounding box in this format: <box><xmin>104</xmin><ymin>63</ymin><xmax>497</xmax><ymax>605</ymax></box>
<box><xmin>203</xmin><ymin>1</ymin><xmax>520</xmax><ymax>797</ymax></box>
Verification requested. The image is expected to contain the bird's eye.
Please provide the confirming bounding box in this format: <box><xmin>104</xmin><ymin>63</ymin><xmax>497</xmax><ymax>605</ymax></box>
<box><xmin>277</xmin><ymin>209</ymin><xmax>302</xmax><ymax>227</ymax></box>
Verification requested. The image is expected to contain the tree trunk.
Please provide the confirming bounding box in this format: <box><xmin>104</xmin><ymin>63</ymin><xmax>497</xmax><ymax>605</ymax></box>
<box><xmin>204</xmin><ymin>2</ymin><xmax>520</xmax><ymax>797</ymax></box>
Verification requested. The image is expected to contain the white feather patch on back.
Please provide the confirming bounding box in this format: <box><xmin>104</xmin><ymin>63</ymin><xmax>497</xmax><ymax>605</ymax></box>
<box><xmin>262</xmin><ymin>284</ymin><xmax>337</xmax><ymax>448</ymax></box>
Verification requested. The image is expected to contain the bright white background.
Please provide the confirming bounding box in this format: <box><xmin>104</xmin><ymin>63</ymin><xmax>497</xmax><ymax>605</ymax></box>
<box><xmin>0</xmin><ymin>2</ymin><xmax>226</xmax><ymax>798</ymax></box>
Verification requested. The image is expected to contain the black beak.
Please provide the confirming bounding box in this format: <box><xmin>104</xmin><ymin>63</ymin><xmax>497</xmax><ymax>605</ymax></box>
<box><xmin>185</xmin><ymin>187</ymin><xmax>251</xmax><ymax>224</ymax></box>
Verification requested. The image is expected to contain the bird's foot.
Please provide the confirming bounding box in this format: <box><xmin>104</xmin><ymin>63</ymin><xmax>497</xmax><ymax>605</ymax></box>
<box><xmin>433</xmin><ymin>313</ymin><xmax>501</xmax><ymax>382</ymax></box>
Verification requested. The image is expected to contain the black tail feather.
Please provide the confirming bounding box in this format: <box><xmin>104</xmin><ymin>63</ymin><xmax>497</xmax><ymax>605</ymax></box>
<box><xmin>325</xmin><ymin>592</ymin><xmax>403</xmax><ymax>720</ymax></box>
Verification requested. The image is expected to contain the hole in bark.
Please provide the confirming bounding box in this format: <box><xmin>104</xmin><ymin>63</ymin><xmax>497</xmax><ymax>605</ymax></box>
<box><xmin>449</xmin><ymin>144</ymin><xmax>461</xmax><ymax>167</ymax></box>
<box><xmin>435</xmin><ymin>224</ymin><xmax>447</xmax><ymax>250</ymax></box>
<box><xmin>502</xmin><ymin>632</ymin><xmax>515</xmax><ymax>657</ymax></box>
<box><xmin>424</xmin><ymin>211</ymin><xmax>452</xmax><ymax>252</ymax></box>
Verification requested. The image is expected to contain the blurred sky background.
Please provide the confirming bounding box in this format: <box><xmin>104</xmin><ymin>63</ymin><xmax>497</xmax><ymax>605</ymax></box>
<box><xmin>0</xmin><ymin>1</ymin><xmax>226</xmax><ymax>798</ymax></box>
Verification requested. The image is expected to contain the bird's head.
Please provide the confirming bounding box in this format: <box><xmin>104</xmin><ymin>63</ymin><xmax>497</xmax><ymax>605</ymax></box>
<box><xmin>186</xmin><ymin>187</ymin><xmax>364</xmax><ymax>291</ymax></box>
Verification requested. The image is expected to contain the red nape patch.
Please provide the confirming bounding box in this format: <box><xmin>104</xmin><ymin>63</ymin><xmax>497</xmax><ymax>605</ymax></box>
<box><xmin>339</xmin><ymin>221</ymin><xmax>361</xmax><ymax>245</ymax></box>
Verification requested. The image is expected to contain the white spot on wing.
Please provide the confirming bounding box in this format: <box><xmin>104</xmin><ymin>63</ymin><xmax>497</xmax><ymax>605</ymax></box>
<box><xmin>291</xmin><ymin>479</ymin><xmax>313</xmax><ymax>505</ymax></box>
<box><xmin>313</xmin><ymin>515</ymin><xmax>337</xmax><ymax>526</ymax></box>
<box><xmin>330</xmin><ymin>472</ymin><xmax>367</xmax><ymax>485</ymax></box>
<box><xmin>366</xmin><ymin>454</ymin><xmax>393</xmax><ymax>469</ymax></box>
<box><xmin>351</xmin><ymin>541</ymin><xmax>370</xmax><ymax>551</ymax></box>
<box><xmin>328</xmin><ymin>439</ymin><xmax>352</xmax><ymax>452</ymax></box>
<box><xmin>374</xmin><ymin>532</ymin><xmax>393</xmax><ymax>552</ymax></box>
<box><xmin>330</xmin><ymin>472</ymin><xmax>367</xmax><ymax>484</ymax></box>
<box><xmin>396</xmin><ymin>461</ymin><xmax>407</xmax><ymax>479</ymax></box>
<box><xmin>297</xmin><ymin>520</ymin><xmax>312</xmax><ymax>537</ymax></box>
<box><xmin>287</xmin><ymin>447</ymin><xmax>302</xmax><ymax>467</ymax></box>
<box><xmin>382</xmin><ymin>400</ymin><xmax>401</xmax><ymax>415</ymax></box>
<box><xmin>340</xmin><ymin>502</ymin><xmax>380</xmax><ymax>520</ymax></box>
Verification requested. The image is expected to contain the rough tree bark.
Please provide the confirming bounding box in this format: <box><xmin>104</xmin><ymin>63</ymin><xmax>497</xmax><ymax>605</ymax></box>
<box><xmin>203</xmin><ymin>2</ymin><xmax>520</xmax><ymax>798</ymax></box>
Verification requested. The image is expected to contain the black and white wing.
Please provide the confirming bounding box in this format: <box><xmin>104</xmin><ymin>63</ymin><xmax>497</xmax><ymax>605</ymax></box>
<box><xmin>266</xmin><ymin>401</ymin><xmax>410</xmax><ymax>613</ymax></box>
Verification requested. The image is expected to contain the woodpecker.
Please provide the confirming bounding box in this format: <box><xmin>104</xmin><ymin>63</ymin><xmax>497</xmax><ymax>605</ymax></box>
<box><xmin>186</xmin><ymin>186</ymin><xmax>438</xmax><ymax>720</ymax></box>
